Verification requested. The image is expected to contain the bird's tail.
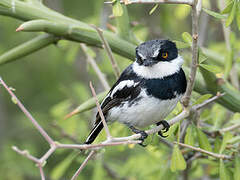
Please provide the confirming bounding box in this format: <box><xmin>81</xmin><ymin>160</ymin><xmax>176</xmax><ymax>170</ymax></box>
<box><xmin>85</xmin><ymin>122</ymin><xmax>104</xmax><ymax>144</ymax></box>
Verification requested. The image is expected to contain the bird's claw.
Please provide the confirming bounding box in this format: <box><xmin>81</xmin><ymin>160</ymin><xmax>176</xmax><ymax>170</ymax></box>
<box><xmin>129</xmin><ymin>126</ymin><xmax>148</xmax><ymax>147</ymax></box>
<box><xmin>138</xmin><ymin>131</ymin><xmax>148</xmax><ymax>147</ymax></box>
<box><xmin>156</xmin><ymin>120</ymin><xmax>170</xmax><ymax>138</ymax></box>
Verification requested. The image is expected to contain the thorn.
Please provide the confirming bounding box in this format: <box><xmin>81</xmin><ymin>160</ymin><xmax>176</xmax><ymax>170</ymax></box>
<box><xmin>64</xmin><ymin>109</ymin><xmax>78</xmax><ymax>120</ymax></box>
<box><xmin>16</xmin><ymin>26</ymin><xmax>24</xmax><ymax>32</ymax></box>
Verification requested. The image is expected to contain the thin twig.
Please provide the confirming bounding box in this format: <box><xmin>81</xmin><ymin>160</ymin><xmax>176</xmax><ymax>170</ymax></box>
<box><xmin>220</xmin><ymin>123</ymin><xmax>240</xmax><ymax>133</ymax></box>
<box><xmin>186</xmin><ymin>152</ymin><xmax>202</xmax><ymax>164</ymax></box>
<box><xmin>105</xmin><ymin>0</ymin><xmax>194</xmax><ymax>5</ymax></box>
<box><xmin>12</xmin><ymin>146</ymin><xmax>40</xmax><ymax>164</ymax></box>
<box><xmin>80</xmin><ymin>44</ymin><xmax>110</xmax><ymax>90</ymax></box>
<box><xmin>194</xmin><ymin>92</ymin><xmax>225</xmax><ymax>110</ymax></box>
<box><xmin>91</xmin><ymin>25</ymin><xmax>121</xmax><ymax>78</ymax></box>
<box><xmin>0</xmin><ymin>77</ymin><xmax>55</xmax><ymax>146</ymax></box>
<box><xmin>180</xmin><ymin>120</ymin><xmax>190</xmax><ymax>143</ymax></box>
<box><xmin>182</xmin><ymin>0</ymin><xmax>202</xmax><ymax>107</ymax></box>
<box><xmin>89</xmin><ymin>81</ymin><xmax>112</xmax><ymax>140</ymax></box>
<box><xmin>71</xmin><ymin>150</ymin><xmax>96</xmax><ymax>180</ymax></box>
<box><xmin>175</xmin><ymin>142</ymin><xmax>232</xmax><ymax>160</ymax></box>
<box><xmin>39</xmin><ymin>166</ymin><xmax>45</xmax><ymax>180</ymax></box>
<box><xmin>57</xmin><ymin>140</ymin><xmax>141</xmax><ymax>150</ymax></box>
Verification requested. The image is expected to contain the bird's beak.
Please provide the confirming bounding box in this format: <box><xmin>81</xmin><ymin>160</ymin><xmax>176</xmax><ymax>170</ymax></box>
<box><xmin>142</xmin><ymin>59</ymin><xmax>157</xmax><ymax>66</ymax></box>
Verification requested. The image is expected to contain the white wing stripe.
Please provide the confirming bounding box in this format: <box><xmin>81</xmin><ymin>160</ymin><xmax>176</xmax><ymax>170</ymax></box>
<box><xmin>110</xmin><ymin>80</ymin><xmax>135</xmax><ymax>98</ymax></box>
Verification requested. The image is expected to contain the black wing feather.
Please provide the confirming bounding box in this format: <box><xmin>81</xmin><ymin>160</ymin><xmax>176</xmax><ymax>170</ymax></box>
<box><xmin>85</xmin><ymin>64</ymin><xmax>142</xmax><ymax>144</ymax></box>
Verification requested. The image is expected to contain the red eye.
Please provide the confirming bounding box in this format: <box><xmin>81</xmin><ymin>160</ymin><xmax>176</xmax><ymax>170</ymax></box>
<box><xmin>162</xmin><ymin>52</ymin><xmax>168</xmax><ymax>59</ymax></box>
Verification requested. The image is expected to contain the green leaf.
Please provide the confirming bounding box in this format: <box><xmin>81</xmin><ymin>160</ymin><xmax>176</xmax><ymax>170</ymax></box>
<box><xmin>226</xmin><ymin>1</ymin><xmax>236</xmax><ymax>27</ymax></box>
<box><xmin>170</xmin><ymin>145</ymin><xmax>187</xmax><ymax>172</ymax></box>
<box><xmin>193</xmin><ymin>94</ymin><xmax>212</xmax><ymax>106</ymax></box>
<box><xmin>196</xmin><ymin>128</ymin><xmax>212</xmax><ymax>152</ymax></box>
<box><xmin>234</xmin><ymin>157</ymin><xmax>240</xmax><ymax>180</ymax></box>
<box><xmin>219</xmin><ymin>159</ymin><xmax>232</xmax><ymax>180</ymax></box>
<box><xmin>149</xmin><ymin>4</ymin><xmax>159</xmax><ymax>15</ymax></box>
<box><xmin>199</xmin><ymin>64</ymin><xmax>222</xmax><ymax>74</ymax></box>
<box><xmin>112</xmin><ymin>0</ymin><xmax>123</xmax><ymax>17</ymax></box>
<box><xmin>236</xmin><ymin>3</ymin><xmax>240</xmax><ymax>31</ymax></box>
<box><xmin>213</xmin><ymin>136</ymin><xmax>222</xmax><ymax>153</ymax></box>
<box><xmin>51</xmin><ymin>152</ymin><xmax>78</xmax><ymax>180</ymax></box>
<box><xmin>199</xmin><ymin>49</ymin><xmax>208</xmax><ymax>63</ymax></box>
<box><xmin>203</xmin><ymin>8</ymin><xmax>227</xmax><ymax>19</ymax></box>
<box><xmin>181</xmin><ymin>32</ymin><xmax>192</xmax><ymax>45</ymax></box>
<box><xmin>221</xmin><ymin>1</ymin><xmax>234</xmax><ymax>14</ymax></box>
<box><xmin>220</xmin><ymin>132</ymin><xmax>233</xmax><ymax>154</ymax></box>
<box><xmin>174</xmin><ymin>40</ymin><xmax>191</xmax><ymax>49</ymax></box>
<box><xmin>184</xmin><ymin>125</ymin><xmax>195</xmax><ymax>146</ymax></box>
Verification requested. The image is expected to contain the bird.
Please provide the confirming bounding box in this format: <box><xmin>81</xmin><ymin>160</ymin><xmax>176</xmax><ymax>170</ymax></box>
<box><xmin>85</xmin><ymin>39</ymin><xmax>187</xmax><ymax>145</ymax></box>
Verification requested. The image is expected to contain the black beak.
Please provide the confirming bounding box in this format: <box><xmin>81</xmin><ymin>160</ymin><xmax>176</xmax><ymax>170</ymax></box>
<box><xmin>142</xmin><ymin>59</ymin><xmax>157</xmax><ymax>66</ymax></box>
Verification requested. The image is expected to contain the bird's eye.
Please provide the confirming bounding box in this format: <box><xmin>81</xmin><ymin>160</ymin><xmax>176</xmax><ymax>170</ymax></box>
<box><xmin>162</xmin><ymin>52</ymin><xmax>168</xmax><ymax>59</ymax></box>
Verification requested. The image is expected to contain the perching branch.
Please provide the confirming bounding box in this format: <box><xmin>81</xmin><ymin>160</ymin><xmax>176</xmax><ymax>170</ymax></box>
<box><xmin>175</xmin><ymin>142</ymin><xmax>232</xmax><ymax>160</ymax></box>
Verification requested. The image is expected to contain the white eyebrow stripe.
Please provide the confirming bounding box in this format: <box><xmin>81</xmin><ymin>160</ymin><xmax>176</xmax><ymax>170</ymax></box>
<box><xmin>153</xmin><ymin>50</ymin><xmax>159</xmax><ymax>58</ymax></box>
<box><xmin>110</xmin><ymin>80</ymin><xmax>137</xmax><ymax>98</ymax></box>
<box><xmin>138</xmin><ymin>52</ymin><xmax>146</xmax><ymax>59</ymax></box>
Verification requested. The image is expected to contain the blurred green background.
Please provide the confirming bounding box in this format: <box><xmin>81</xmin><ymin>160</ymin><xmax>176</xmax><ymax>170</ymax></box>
<box><xmin>0</xmin><ymin>0</ymin><xmax>240</xmax><ymax>179</ymax></box>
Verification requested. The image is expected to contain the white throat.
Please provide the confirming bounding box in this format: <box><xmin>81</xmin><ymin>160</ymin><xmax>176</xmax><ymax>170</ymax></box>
<box><xmin>132</xmin><ymin>55</ymin><xmax>184</xmax><ymax>79</ymax></box>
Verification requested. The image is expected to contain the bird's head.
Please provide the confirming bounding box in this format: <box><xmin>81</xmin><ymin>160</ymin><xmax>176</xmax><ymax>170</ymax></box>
<box><xmin>133</xmin><ymin>39</ymin><xmax>183</xmax><ymax>79</ymax></box>
<box><xmin>135</xmin><ymin>39</ymin><xmax>179</xmax><ymax>66</ymax></box>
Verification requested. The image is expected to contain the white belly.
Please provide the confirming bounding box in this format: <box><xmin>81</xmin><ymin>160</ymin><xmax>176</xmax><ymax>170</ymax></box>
<box><xmin>106</xmin><ymin>90</ymin><xmax>181</xmax><ymax>128</ymax></box>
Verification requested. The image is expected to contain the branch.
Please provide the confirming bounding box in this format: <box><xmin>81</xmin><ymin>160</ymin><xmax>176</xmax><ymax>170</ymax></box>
<box><xmin>71</xmin><ymin>150</ymin><xmax>96</xmax><ymax>180</ymax></box>
<box><xmin>175</xmin><ymin>142</ymin><xmax>232</xmax><ymax>160</ymax></box>
<box><xmin>91</xmin><ymin>25</ymin><xmax>121</xmax><ymax>78</ymax></box>
<box><xmin>81</xmin><ymin>44</ymin><xmax>110</xmax><ymax>90</ymax></box>
<box><xmin>182</xmin><ymin>0</ymin><xmax>202</xmax><ymax>107</ymax></box>
<box><xmin>193</xmin><ymin>92</ymin><xmax>225</xmax><ymax>110</ymax></box>
<box><xmin>220</xmin><ymin>123</ymin><xmax>240</xmax><ymax>133</ymax></box>
<box><xmin>12</xmin><ymin>146</ymin><xmax>40</xmax><ymax>164</ymax></box>
<box><xmin>89</xmin><ymin>82</ymin><xmax>112</xmax><ymax>140</ymax></box>
<box><xmin>0</xmin><ymin>77</ymin><xmax>55</xmax><ymax>145</ymax></box>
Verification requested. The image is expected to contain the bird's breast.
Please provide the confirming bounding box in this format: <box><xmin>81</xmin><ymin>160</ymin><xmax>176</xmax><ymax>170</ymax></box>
<box><xmin>106</xmin><ymin>90</ymin><xmax>182</xmax><ymax>128</ymax></box>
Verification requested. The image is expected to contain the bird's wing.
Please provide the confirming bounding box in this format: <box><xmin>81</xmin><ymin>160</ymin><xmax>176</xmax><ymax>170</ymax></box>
<box><xmin>85</xmin><ymin>65</ymin><xmax>142</xmax><ymax>144</ymax></box>
<box><xmin>95</xmin><ymin>79</ymin><xmax>142</xmax><ymax>124</ymax></box>
<box><xmin>95</xmin><ymin>65</ymin><xmax>142</xmax><ymax>125</ymax></box>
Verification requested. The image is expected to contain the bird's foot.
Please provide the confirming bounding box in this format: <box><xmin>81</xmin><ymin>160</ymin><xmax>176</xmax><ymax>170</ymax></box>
<box><xmin>129</xmin><ymin>126</ymin><xmax>148</xmax><ymax>147</ymax></box>
<box><xmin>156</xmin><ymin>120</ymin><xmax>170</xmax><ymax>138</ymax></box>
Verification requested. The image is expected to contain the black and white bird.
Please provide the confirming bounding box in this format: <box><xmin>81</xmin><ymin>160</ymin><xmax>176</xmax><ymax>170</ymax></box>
<box><xmin>85</xmin><ymin>39</ymin><xmax>187</xmax><ymax>145</ymax></box>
